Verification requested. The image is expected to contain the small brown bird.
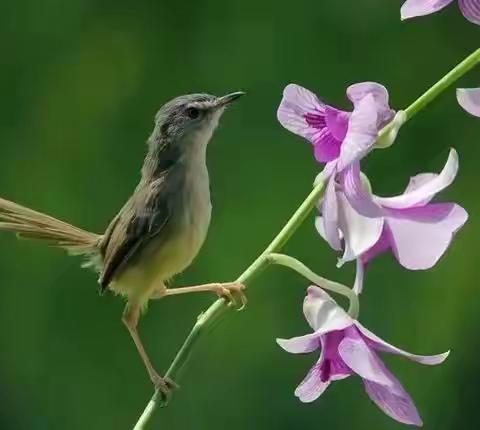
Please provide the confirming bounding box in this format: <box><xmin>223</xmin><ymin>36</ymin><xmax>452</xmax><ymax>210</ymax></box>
<box><xmin>0</xmin><ymin>91</ymin><xmax>245</xmax><ymax>394</ymax></box>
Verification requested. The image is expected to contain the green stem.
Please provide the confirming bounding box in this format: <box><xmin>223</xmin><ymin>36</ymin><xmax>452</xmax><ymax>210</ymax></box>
<box><xmin>133</xmin><ymin>181</ymin><xmax>326</xmax><ymax>429</ymax></box>
<box><xmin>404</xmin><ymin>48</ymin><xmax>480</xmax><ymax>120</ymax></box>
<box><xmin>377</xmin><ymin>48</ymin><xmax>480</xmax><ymax>146</ymax></box>
<box><xmin>132</xmin><ymin>47</ymin><xmax>480</xmax><ymax>430</ymax></box>
<box><xmin>267</xmin><ymin>253</ymin><xmax>359</xmax><ymax>318</ymax></box>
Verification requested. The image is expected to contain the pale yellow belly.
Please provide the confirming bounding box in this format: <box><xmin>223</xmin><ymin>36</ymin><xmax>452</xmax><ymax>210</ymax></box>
<box><xmin>109</xmin><ymin>209</ymin><xmax>211</xmax><ymax>308</ymax></box>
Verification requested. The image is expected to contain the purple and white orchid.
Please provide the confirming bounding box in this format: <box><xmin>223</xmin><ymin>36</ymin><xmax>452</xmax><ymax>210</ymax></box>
<box><xmin>401</xmin><ymin>0</ymin><xmax>480</xmax><ymax>24</ymax></box>
<box><xmin>316</xmin><ymin>149</ymin><xmax>468</xmax><ymax>293</ymax></box>
<box><xmin>277</xmin><ymin>286</ymin><xmax>449</xmax><ymax>426</ymax></box>
<box><xmin>277</xmin><ymin>82</ymin><xmax>395</xmax><ymax>170</ymax></box>
<box><xmin>457</xmin><ymin>88</ymin><xmax>480</xmax><ymax>117</ymax></box>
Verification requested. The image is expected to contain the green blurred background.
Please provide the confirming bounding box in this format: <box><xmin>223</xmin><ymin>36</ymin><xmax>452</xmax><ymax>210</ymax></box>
<box><xmin>0</xmin><ymin>1</ymin><xmax>478</xmax><ymax>429</ymax></box>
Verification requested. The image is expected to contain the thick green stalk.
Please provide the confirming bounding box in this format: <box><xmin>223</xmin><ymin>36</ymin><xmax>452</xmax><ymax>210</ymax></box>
<box><xmin>405</xmin><ymin>48</ymin><xmax>480</xmax><ymax>120</ymax></box>
<box><xmin>133</xmin><ymin>47</ymin><xmax>480</xmax><ymax>430</ymax></box>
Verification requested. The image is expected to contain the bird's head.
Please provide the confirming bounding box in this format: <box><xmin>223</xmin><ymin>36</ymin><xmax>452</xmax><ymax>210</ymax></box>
<box><xmin>152</xmin><ymin>92</ymin><xmax>244</xmax><ymax>148</ymax></box>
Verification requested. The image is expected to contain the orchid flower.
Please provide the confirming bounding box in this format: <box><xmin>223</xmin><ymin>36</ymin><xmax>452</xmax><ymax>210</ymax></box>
<box><xmin>277</xmin><ymin>286</ymin><xmax>449</xmax><ymax>426</ymax></box>
<box><xmin>277</xmin><ymin>82</ymin><xmax>407</xmax><ymax>252</ymax></box>
<box><xmin>457</xmin><ymin>88</ymin><xmax>480</xmax><ymax>117</ymax></box>
<box><xmin>277</xmin><ymin>82</ymin><xmax>395</xmax><ymax>171</ymax></box>
<box><xmin>401</xmin><ymin>0</ymin><xmax>480</xmax><ymax>25</ymax></box>
<box><xmin>316</xmin><ymin>149</ymin><xmax>468</xmax><ymax>293</ymax></box>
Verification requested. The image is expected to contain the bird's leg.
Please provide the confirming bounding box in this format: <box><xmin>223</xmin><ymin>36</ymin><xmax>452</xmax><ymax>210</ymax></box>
<box><xmin>122</xmin><ymin>304</ymin><xmax>177</xmax><ymax>397</ymax></box>
<box><xmin>156</xmin><ymin>282</ymin><xmax>247</xmax><ymax>310</ymax></box>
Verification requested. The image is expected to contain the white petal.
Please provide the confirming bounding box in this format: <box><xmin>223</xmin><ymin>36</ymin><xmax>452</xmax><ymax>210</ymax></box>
<box><xmin>347</xmin><ymin>82</ymin><xmax>394</xmax><ymax>126</ymax></box>
<box><xmin>401</xmin><ymin>0</ymin><xmax>454</xmax><ymax>20</ymax></box>
<box><xmin>353</xmin><ymin>259</ymin><xmax>365</xmax><ymax>294</ymax></box>
<box><xmin>337</xmin><ymin>192</ymin><xmax>384</xmax><ymax>264</ymax></box>
<box><xmin>405</xmin><ymin>173</ymin><xmax>438</xmax><ymax>193</ymax></box>
<box><xmin>386</xmin><ymin>203</ymin><xmax>468</xmax><ymax>270</ymax></box>
<box><xmin>342</xmin><ymin>162</ymin><xmax>384</xmax><ymax>217</ymax></box>
<box><xmin>457</xmin><ymin>88</ymin><xmax>480</xmax><ymax>117</ymax></box>
<box><xmin>321</xmin><ymin>176</ymin><xmax>342</xmax><ymax>250</ymax></box>
<box><xmin>303</xmin><ymin>286</ymin><xmax>353</xmax><ymax>333</ymax></box>
<box><xmin>276</xmin><ymin>334</ymin><xmax>319</xmax><ymax>354</ymax></box>
<box><xmin>337</xmin><ymin>94</ymin><xmax>379</xmax><ymax>171</ymax></box>
<box><xmin>375</xmin><ymin>148</ymin><xmax>459</xmax><ymax>209</ymax></box>
<box><xmin>356</xmin><ymin>322</ymin><xmax>450</xmax><ymax>365</ymax></box>
<box><xmin>347</xmin><ymin>82</ymin><xmax>389</xmax><ymax>106</ymax></box>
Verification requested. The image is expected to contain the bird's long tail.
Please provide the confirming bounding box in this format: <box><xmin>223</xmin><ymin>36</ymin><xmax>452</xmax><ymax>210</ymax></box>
<box><xmin>0</xmin><ymin>197</ymin><xmax>101</xmax><ymax>256</ymax></box>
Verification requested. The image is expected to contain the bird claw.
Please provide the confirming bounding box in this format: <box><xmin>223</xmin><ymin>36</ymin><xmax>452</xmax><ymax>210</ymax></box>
<box><xmin>151</xmin><ymin>374</ymin><xmax>179</xmax><ymax>405</ymax></box>
<box><xmin>215</xmin><ymin>282</ymin><xmax>247</xmax><ymax>311</ymax></box>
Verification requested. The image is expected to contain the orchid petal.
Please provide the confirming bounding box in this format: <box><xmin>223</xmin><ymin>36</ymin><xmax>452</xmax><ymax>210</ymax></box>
<box><xmin>375</xmin><ymin>148</ymin><xmax>459</xmax><ymax>209</ymax></box>
<box><xmin>347</xmin><ymin>82</ymin><xmax>389</xmax><ymax>106</ymax></box>
<box><xmin>312</xmin><ymin>128</ymin><xmax>342</xmax><ymax>162</ymax></box>
<box><xmin>360</xmin><ymin>226</ymin><xmax>392</xmax><ymax>264</ymax></box>
<box><xmin>277</xmin><ymin>84</ymin><xmax>344</xmax><ymax>163</ymax></box>
<box><xmin>405</xmin><ymin>173</ymin><xmax>439</xmax><ymax>193</ymax></box>
<box><xmin>294</xmin><ymin>363</ymin><xmax>330</xmax><ymax>403</ymax></box>
<box><xmin>347</xmin><ymin>82</ymin><xmax>394</xmax><ymax>126</ymax></box>
<box><xmin>386</xmin><ymin>203</ymin><xmax>468</xmax><ymax>270</ymax></box>
<box><xmin>315</xmin><ymin>216</ymin><xmax>344</xmax><ymax>244</ymax></box>
<box><xmin>322</xmin><ymin>359</ymin><xmax>353</xmax><ymax>381</ymax></box>
<box><xmin>364</xmin><ymin>372</ymin><xmax>423</xmax><ymax>426</ymax></box>
<box><xmin>325</xmin><ymin>106</ymin><xmax>349</xmax><ymax>141</ymax></box>
<box><xmin>304</xmin><ymin>286</ymin><xmax>352</xmax><ymax>333</ymax></box>
<box><xmin>353</xmin><ymin>259</ymin><xmax>365</xmax><ymax>294</ymax></box>
<box><xmin>276</xmin><ymin>334</ymin><xmax>319</xmax><ymax>354</ymax></box>
<box><xmin>458</xmin><ymin>0</ymin><xmax>480</xmax><ymax>24</ymax></box>
<box><xmin>457</xmin><ymin>88</ymin><xmax>480</xmax><ymax>117</ymax></box>
<box><xmin>340</xmin><ymin>336</ymin><xmax>424</xmax><ymax>426</ymax></box>
<box><xmin>315</xmin><ymin>216</ymin><xmax>327</xmax><ymax>241</ymax></box>
<box><xmin>393</xmin><ymin>172</ymin><xmax>440</xmax><ymax>207</ymax></box>
<box><xmin>322</xmin><ymin>176</ymin><xmax>342</xmax><ymax>251</ymax></box>
<box><xmin>319</xmin><ymin>333</ymin><xmax>353</xmax><ymax>382</ymax></box>
<box><xmin>277</xmin><ymin>84</ymin><xmax>325</xmax><ymax>137</ymax></box>
<box><xmin>342</xmin><ymin>162</ymin><xmax>384</xmax><ymax>217</ymax></box>
<box><xmin>355</xmin><ymin>322</ymin><xmax>450</xmax><ymax>365</ymax></box>
<box><xmin>337</xmin><ymin>192</ymin><xmax>384</xmax><ymax>264</ymax></box>
<box><xmin>314</xmin><ymin>161</ymin><xmax>337</xmax><ymax>187</ymax></box>
<box><xmin>338</xmin><ymin>334</ymin><xmax>393</xmax><ymax>386</ymax></box>
<box><xmin>400</xmin><ymin>0</ymin><xmax>454</xmax><ymax>20</ymax></box>
<box><xmin>337</xmin><ymin>94</ymin><xmax>379</xmax><ymax>171</ymax></box>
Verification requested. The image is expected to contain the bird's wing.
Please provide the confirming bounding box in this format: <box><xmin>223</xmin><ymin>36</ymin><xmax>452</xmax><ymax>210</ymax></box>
<box><xmin>98</xmin><ymin>176</ymin><xmax>171</xmax><ymax>290</ymax></box>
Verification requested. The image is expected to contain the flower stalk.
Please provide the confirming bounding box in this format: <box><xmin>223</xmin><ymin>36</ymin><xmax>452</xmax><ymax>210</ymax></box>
<box><xmin>267</xmin><ymin>253</ymin><xmax>359</xmax><ymax>318</ymax></box>
<box><xmin>133</xmin><ymin>47</ymin><xmax>480</xmax><ymax>430</ymax></box>
<box><xmin>404</xmin><ymin>48</ymin><xmax>480</xmax><ymax>120</ymax></box>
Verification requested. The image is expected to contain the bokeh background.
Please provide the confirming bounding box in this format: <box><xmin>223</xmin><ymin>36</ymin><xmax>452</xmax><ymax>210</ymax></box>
<box><xmin>0</xmin><ymin>1</ymin><xmax>478</xmax><ymax>429</ymax></box>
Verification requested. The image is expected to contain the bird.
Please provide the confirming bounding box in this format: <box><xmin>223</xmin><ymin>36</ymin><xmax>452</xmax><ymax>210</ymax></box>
<box><xmin>0</xmin><ymin>91</ymin><xmax>246</xmax><ymax>395</ymax></box>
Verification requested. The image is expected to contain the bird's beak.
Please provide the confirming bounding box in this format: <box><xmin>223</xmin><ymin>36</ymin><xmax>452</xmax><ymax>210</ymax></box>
<box><xmin>215</xmin><ymin>91</ymin><xmax>245</xmax><ymax>108</ymax></box>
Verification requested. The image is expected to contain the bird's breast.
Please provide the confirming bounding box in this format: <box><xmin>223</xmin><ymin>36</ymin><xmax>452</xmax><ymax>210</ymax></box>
<box><xmin>144</xmin><ymin>161</ymin><xmax>212</xmax><ymax>282</ymax></box>
<box><xmin>110</xmin><ymin>147</ymin><xmax>212</xmax><ymax>304</ymax></box>
<box><xmin>177</xmin><ymin>160</ymin><xmax>212</xmax><ymax>264</ymax></box>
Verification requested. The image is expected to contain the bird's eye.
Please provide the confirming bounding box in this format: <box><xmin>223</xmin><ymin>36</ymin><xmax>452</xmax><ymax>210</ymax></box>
<box><xmin>186</xmin><ymin>107</ymin><xmax>200</xmax><ymax>119</ymax></box>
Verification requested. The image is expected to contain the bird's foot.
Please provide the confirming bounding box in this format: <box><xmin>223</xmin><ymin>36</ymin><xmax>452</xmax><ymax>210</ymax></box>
<box><xmin>150</xmin><ymin>373</ymin><xmax>179</xmax><ymax>404</ymax></box>
<box><xmin>214</xmin><ymin>282</ymin><xmax>247</xmax><ymax>311</ymax></box>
